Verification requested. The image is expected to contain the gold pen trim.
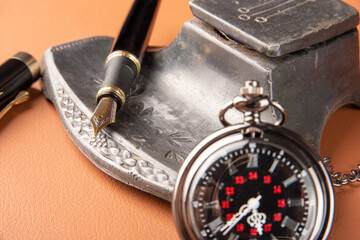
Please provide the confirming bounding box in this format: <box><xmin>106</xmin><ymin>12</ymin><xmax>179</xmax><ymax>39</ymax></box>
<box><xmin>11</xmin><ymin>52</ymin><xmax>40</xmax><ymax>80</ymax></box>
<box><xmin>96</xmin><ymin>85</ymin><xmax>126</xmax><ymax>108</ymax></box>
<box><xmin>0</xmin><ymin>91</ymin><xmax>30</xmax><ymax>119</ymax></box>
<box><xmin>105</xmin><ymin>50</ymin><xmax>141</xmax><ymax>77</ymax></box>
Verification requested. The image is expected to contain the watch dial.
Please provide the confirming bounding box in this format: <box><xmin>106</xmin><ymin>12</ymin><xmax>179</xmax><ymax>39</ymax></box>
<box><xmin>188</xmin><ymin>141</ymin><xmax>318</xmax><ymax>240</ymax></box>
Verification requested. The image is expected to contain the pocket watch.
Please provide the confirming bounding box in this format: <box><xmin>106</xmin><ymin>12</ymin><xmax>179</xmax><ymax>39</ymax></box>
<box><xmin>172</xmin><ymin>81</ymin><xmax>334</xmax><ymax>240</ymax></box>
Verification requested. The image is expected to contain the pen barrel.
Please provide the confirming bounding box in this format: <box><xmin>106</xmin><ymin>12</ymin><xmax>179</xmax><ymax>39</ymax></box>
<box><xmin>0</xmin><ymin>52</ymin><xmax>40</xmax><ymax>103</ymax></box>
<box><xmin>112</xmin><ymin>0</ymin><xmax>160</xmax><ymax>57</ymax></box>
<box><xmin>97</xmin><ymin>52</ymin><xmax>140</xmax><ymax>109</ymax></box>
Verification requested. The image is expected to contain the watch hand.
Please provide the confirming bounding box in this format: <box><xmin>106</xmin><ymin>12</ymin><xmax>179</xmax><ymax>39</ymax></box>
<box><xmin>220</xmin><ymin>205</ymin><xmax>251</xmax><ymax>235</ymax></box>
<box><xmin>247</xmin><ymin>209</ymin><xmax>267</xmax><ymax>235</ymax></box>
<box><xmin>220</xmin><ymin>195</ymin><xmax>262</xmax><ymax>235</ymax></box>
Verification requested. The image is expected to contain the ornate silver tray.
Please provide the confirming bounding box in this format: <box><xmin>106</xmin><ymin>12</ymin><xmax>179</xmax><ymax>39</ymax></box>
<box><xmin>41</xmin><ymin>0</ymin><xmax>360</xmax><ymax>201</ymax></box>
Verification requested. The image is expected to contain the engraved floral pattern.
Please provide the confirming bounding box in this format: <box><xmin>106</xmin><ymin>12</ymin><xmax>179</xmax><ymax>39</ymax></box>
<box><xmin>163</xmin><ymin>132</ymin><xmax>193</xmax><ymax>163</ymax></box>
<box><xmin>129</xmin><ymin>101</ymin><xmax>154</xmax><ymax>117</ymax></box>
<box><xmin>55</xmin><ymin>87</ymin><xmax>174</xmax><ymax>187</ymax></box>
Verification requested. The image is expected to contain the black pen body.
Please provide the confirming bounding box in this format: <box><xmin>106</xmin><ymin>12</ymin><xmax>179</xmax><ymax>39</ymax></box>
<box><xmin>0</xmin><ymin>52</ymin><xmax>39</xmax><ymax>111</ymax></box>
<box><xmin>112</xmin><ymin>0</ymin><xmax>160</xmax><ymax>57</ymax></box>
<box><xmin>97</xmin><ymin>0</ymin><xmax>160</xmax><ymax>108</ymax></box>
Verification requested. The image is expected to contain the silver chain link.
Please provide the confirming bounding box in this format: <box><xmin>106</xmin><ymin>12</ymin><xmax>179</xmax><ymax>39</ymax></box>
<box><xmin>323</xmin><ymin>157</ymin><xmax>360</xmax><ymax>186</ymax></box>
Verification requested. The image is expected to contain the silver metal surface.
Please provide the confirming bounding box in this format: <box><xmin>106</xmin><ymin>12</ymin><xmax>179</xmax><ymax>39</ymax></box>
<box><xmin>190</xmin><ymin>0</ymin><xmax>359</xmax><ymax>57</ymax></box>
<box><xmin>41</xmin><ymin>2</ymin><xmax>360</xmax><ymax>201</ymax></box>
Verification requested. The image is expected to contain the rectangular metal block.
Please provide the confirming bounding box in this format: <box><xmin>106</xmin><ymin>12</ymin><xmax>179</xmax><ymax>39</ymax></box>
<box><xmin>190</xmin><ymin>0</ymin><xmax>359</xmax><ymax>56</ymax></box>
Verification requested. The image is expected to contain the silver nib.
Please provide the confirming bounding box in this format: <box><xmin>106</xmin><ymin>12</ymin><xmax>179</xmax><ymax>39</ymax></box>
<box><xmin>90</xmin><ymin>97</ymin><xmax>118</xmax><ymax>136</ymax></box>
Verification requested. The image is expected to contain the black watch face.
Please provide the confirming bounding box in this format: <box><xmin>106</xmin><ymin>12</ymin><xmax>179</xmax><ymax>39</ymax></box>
<box><xmin>173</xmin><ymin>127</ymin><xmax>333</xmax><ymax>240</ymax></box>
<box><xmin>193</xmin><ymin>142</ymin><xmax>313</xmax><ymax>240</ymax></box>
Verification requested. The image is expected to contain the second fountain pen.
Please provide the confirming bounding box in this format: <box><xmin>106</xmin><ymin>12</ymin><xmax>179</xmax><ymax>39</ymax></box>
<box><xmin>90</xmin><ymin>0</ymin><xmax>159</xmax><ymax>136</ymax></box>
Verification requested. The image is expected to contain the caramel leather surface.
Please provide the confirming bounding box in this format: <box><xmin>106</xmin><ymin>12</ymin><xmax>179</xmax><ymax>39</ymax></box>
<box><xmin>0</xmin><ymin>0</ymin><xmax>359</xmax><ymax>239</ymax></box>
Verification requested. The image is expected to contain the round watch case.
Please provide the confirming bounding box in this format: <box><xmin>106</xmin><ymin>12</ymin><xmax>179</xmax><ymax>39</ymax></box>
<box><xmin>172</xmin><ymin>123</ymin><xmax>334</xmax><ymax>240</ymax></box>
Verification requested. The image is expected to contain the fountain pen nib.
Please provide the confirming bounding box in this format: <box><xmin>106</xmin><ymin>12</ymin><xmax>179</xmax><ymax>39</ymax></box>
<box><xmin>90</xmin><ymin>97</ymin><xmax>118</xmax><ymax>136</ymax></box>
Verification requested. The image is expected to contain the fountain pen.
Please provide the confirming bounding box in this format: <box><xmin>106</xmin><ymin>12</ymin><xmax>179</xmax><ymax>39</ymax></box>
<box><xmin>90</xmin><ymin>0</ymin><xmax>160</xmax><ymax>136</ymax></box>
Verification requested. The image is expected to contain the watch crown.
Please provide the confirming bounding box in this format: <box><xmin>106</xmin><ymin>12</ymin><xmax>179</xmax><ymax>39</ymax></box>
<box><xmin>220</xmin><ymin>80</ymin><xmax>287</xmax><ymax>127</ymax></box>
<box><xmin>240</xmin><ymin>80</ymin><xmax>264</xmax><ymax>97</ymax></box>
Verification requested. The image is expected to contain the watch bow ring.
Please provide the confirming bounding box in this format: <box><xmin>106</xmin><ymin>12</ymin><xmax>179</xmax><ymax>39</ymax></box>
<box><xmin>219</xmin><ymin>80</ymin><xmax>287</xmax><ymax>127</ymax></box>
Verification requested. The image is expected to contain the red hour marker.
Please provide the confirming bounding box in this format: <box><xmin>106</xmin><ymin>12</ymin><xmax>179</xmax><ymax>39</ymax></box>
<box><xmin>222</xmin><ymin>200</ymin><xmax>230</xmax><ymax>209</ymax></box>
<box><xmin>226</xmin><ymin>213</ymin><xmax>234</xmax><ymax>221</ymax></box>
<box><xmin>225</xmin><ymin>186</ymin><xmax>235</xmax><ymax>195</ymax></box>
<box><xmin>273</xmin><ymin>185</ymin><xmax>282</xmax><ymax>194</ymax></box>
<box><xmin>277</xmin><ymin>199</ymin><xmax>286</xmax><ymax>208</ymax></box>
<box><xmin>274</xmin><ymin>213</ymin><xmax>282</xmax><ymax>222</ymax></box>
<box><xmin>249</xmin><ymin>171</ymin><xmax>258</xmax><ymax>180</ymax></box>
<box><xmin>236</xmin><ymin>223</ymin><xmax>245</xmax><ymax>232</ymax></box>
<box><xmin>263</xmin><ymin>175</ymin><xmax>271</xmax><ymax>184</ymax></box>
<box><xmin>235</xmin><ymin>176</ymin><xmax>245</xmax><ymax>184</ymax></box>
<box><xmin>250</xmin><ymin>228</ymin><xmax>258</xmax><ymax>236</ymax></box>
<box><xmin>264</xmin><ymin>224</ymin><xmax>272</xmax><ymax>232</ymax></box>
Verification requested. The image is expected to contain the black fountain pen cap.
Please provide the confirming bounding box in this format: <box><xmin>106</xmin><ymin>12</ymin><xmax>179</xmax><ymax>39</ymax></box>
<box><xmin>0</xmin><ymin>52</ymin><xmax>40</xmax><ymax>119</ymax></box>
<box><xmin>11</xmin><ymin>52</ymin><xmax>40</xmax><ymax>80</ymax></box>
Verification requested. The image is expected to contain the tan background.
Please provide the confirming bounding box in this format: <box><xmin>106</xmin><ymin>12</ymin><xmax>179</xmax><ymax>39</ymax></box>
<box><xmin>0</xmin><ymin>0</ymin><xmax>359</xmax><ymax>239</ymax></box>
